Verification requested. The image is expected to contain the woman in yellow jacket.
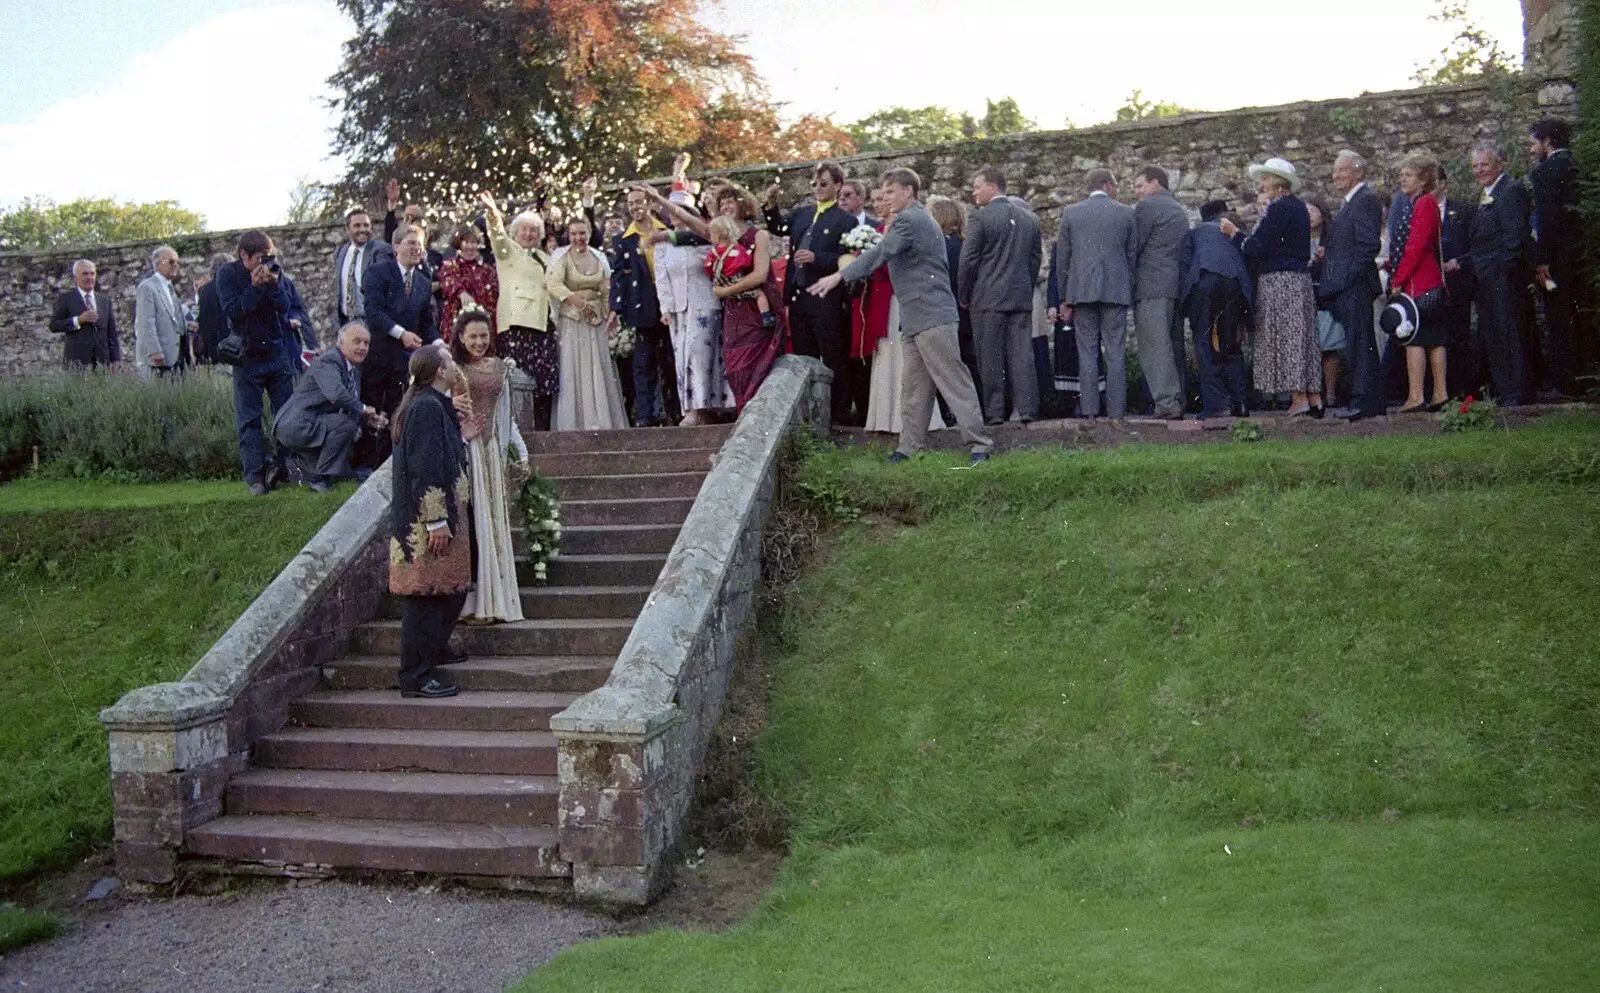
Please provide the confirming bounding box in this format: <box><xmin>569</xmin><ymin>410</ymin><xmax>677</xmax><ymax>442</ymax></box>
<box><xmin>479</xmin><ymin>192</ymin><xmax>557</xmax><ymax>430</ymax></box>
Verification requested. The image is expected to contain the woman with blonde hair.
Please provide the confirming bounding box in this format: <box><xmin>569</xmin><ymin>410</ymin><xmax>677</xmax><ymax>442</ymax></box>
<box><xmin>1387</xmin><ymin>154</ymin><xmax>1448</xmax><ymax>412</ymax></box>
<box><xmin>479</xmin><ymin>192</ymin><xmax>558</xmax><ymax>430</ymax></box>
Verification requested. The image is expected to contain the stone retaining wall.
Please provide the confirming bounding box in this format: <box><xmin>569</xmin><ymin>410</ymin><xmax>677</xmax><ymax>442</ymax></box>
<box><xmin>549</xmin><ymin>355</ymin><xmax>833</xmax><ymax>903</ymax></box>
<box><xmin>99</xmin><ymin>464</ymin><xmax>392</xmax><ymax>884</ymax></box>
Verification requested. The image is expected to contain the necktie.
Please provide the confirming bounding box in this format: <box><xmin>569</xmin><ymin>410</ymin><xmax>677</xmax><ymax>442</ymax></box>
<box><xmin>344</xmin><ymin>247</ymin><xmax>360</xmax><ymax>313</ymax></box>
<box><xmin>84</xmin><ymin>291</ymin><xmax>94</xmax><ymax>314</ymax></box>
<box><xmin>404</xmin><ymin>267</ymin><xmax>415</xmax><ymax>297</ymax></box>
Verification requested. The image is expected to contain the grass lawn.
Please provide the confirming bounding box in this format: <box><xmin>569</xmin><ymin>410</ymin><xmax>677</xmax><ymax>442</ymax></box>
<box><xmin>520</xmin><ymin>415</ymin><xmax>1600</xmax><ymax>991</ymax></box>
<box><xmin>0</xmin><ymin>478</ymin><xmax>345</xmax><ymax>881</ymax></box>
<box><xmin>0</xmin><ymin>903</ymin><xmax>62</xmax><ymax>954</ymax></box>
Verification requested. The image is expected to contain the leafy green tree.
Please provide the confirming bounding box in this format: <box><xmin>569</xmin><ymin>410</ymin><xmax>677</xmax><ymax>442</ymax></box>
<box><xmin>284</xmin><ymin>177</ymin><xmax>335</xmax><ymax>224</ymax></box>
<box><xmin>0</xmin><ymin>197</ymin><xmax>206</xmax><ymax>251</ymax></box>
<box><xmin>980</xmin><ymin>97</ymin><xmax>1034</xmax><ymax>137</ymax></box>
<box><xmin>327</xmin><ymin>0</ymin><xmax>760</xmax><ymax>210</ymax></box>
<box><xmin>1113</xmin><ymin>89</ymin><xmax>1197</xmax><ymax>123</ymax></box>
<box><xmin>847</xmin><ymin>105</ymin><xmax>969</xmax><ymax>152</ymax></box>
<box><xmin>1413</xmin><ymin>0</ymin><xmax>1519</xmax><ymax>85</ymax></box>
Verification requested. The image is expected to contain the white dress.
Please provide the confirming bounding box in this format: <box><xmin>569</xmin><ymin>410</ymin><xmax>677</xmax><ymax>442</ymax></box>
<box><xmin>866</xmin><ymin>296</ymin><xmax>946</xmax><ymax>434</ymax></box>
<box><xmin>548</xmin><ymin>248</ymin><xmax>629</xmax><ymax>430</ymax></box>
<box><xmin>654</xmin><ymin>241</ymin><xmax>732</xmax><ymax>412</ymax></box>
<box><xmin>460</xmin><ymin>359</ymin><xmax>527</xmax><ymax>623</ymax></box>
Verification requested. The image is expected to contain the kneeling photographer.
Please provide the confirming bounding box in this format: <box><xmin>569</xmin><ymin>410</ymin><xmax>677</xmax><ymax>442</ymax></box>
<box><xmin>216</xmin><ymin>230</ymin><xmax>297</xmax><ymax>495</ymax></box>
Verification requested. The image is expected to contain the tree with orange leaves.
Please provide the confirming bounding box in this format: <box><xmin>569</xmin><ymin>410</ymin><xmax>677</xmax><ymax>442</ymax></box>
<box><xmin>328</xmin><ymin>0</ymin><xmax>764</xmax><ymax>212</ymax></box>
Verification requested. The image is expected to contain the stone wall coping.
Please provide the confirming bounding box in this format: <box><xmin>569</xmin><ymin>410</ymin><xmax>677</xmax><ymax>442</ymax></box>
<box><xmin>0</xmin><ymin>219</ymin><xmax>343</xmax><ymax>263</ymax></box>
<box><xmin>613</xmin><ymin>75</ymin><xmax>1575</xmax><ymax>190</ymax></box>
<box><xmin>550</xmin><ymin>355</ymin><xmax>823</xmax><ymax>738</ymax></box>
<box><xmin>99</xmin><ymin>463</ymin><xmax>393</xmax><ymax>727</ymax></box>
<box><xmin>99</xmin><ymin>681</ymin><xmax>230</xmax><ymax>731</ymax></box>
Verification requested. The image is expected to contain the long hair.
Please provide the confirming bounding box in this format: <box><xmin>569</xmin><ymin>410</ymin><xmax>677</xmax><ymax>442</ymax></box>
<box><xmin>391</xmin><ymin>344</ymin><xmax>450</xmax><ymax>443</ymax></box>
<box><xmin>449</xmin><ymin>311</ymin><xmax>494</xmax><ymax>367</ymax></box>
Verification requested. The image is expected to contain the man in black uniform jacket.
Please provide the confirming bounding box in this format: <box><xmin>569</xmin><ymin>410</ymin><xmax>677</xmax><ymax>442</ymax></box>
<box><xmin>785</xmin><ymin>161</ymin><xmax>861</xmax><ymax>425</ymax></box>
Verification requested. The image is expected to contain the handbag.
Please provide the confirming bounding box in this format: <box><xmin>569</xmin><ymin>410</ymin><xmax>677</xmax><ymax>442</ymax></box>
<box><xmin>214</xmin><ymin>330</ymin><xmax>247</xmax><ymax>366</ymax></box>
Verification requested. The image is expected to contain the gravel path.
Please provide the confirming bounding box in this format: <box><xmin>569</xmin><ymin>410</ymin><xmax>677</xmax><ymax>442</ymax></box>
<box><xmin>0</xmin><ymin>880</ymin><xmax>612</xmax><ymax>993</ymax></box>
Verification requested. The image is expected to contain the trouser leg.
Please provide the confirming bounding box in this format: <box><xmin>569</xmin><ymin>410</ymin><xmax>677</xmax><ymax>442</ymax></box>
<box><xmin>973</xmin><ymin>310</ymin><xmax>1007</xmax><ymax>423</ymax></box>
<box><xmin>1337</xmin><ymin>287</ymin><xmax>1382</xmax><ymax>415</ymax></box>
<box><xmin>232</xmin><ymin>364</ymin><xmax>267</xmax><ymax>483</ymax></box>
<box><xmin>1003</xmin><ymin>310</ymin><xmax>1039</xmax><ymax>421</ymax></box>
<box><xmin>1476</xmin><ymin>271</ymin><xmax>1526</xmax><ymax>405</ymax></box>
<box><xmin>313</xmin><ymin>414</ymin><xmax>361</xmax><ymax>478</ymax></box>
<box><xmin>912</xmin><ymin>324</ymin><xmax>992</xmax><ymax>454</ymax></box>
<box><xmin>1540</xmin><ymin>265</ymin><xmax>1576</xmax><ymax>393</ymax></box>
<box><xmin>1133</xmin><ymin>297</ymin><xmax>1182</xmax><ymax>415</ymax></box>
<box><xmin>1074</xmin><ymin>307</ymin><xmax>1102</xmax><ymax>417</ymax></box>
<box><xmin>1101</xmin><ymin>305</ymin><xmax>1129</xmax><ymax>418</ymax></box>
<box><xmin>356</xmin><ymin>370</ymin><xmax>405</xmax><ymax>468</ymax></box>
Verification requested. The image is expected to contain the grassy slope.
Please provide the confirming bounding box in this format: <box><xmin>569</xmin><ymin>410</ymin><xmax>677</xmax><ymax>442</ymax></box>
<box><xmin>0</xmin><ymin>479</ymin><xmax>344</xmax><ymax>880</ymax></box>
<box><xmin>522</xmin><ymin>416</ymin><xmax>1600</xmax><ymax>991</ymax></box>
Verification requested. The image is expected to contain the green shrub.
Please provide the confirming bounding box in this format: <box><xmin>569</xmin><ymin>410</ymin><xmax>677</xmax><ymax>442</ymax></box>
<box><xmin>0</xmin><ymin>370</ymin><xmax>242</xmax><ymax>481</ymax></box>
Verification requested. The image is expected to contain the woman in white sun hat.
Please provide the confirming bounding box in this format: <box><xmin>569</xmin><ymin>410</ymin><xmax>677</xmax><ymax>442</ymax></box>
<box><xmin>1221</xmin><ymin>157</ymin><xmax>1323</xmax><ymax>417</ymax></box>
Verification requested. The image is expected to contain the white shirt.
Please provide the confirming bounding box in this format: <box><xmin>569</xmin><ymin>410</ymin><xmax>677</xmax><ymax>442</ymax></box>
<box><xmin>1344</xmin><ymin>181</ymin><xmax>1366</xmax><ymax>203</ymax></box>
<box><xmin>1089</xmin><ymin>190</ymin><xmax>1110</xmax><ymax>198</ymax></box>
<box><xmin>72</xmin><ymin>288</ymin><xmax>95</xmax><ymax>328</ymax></box>
<box><xmin>341</xmin><ymin>241</ymin><xmax>367</xmax><ymax>313</ymax></box>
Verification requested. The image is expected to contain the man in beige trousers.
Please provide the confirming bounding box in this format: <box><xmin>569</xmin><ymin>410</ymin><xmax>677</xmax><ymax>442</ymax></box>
<box><xmin>808</xmin><ymin>167</ymin><xmax>993</xmax><ymax>464</ymax></box>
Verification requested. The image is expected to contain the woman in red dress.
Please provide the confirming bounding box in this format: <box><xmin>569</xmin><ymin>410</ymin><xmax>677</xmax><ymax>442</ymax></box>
<box><xmin>437</xmin><ymin>225</ymin><xmax>499</xmax><ymax>344</ymax></box>
<box><xmin>1389</xmin><ymin>154</ymin><xmax>1447</xmax><ymax>413</ymax></box>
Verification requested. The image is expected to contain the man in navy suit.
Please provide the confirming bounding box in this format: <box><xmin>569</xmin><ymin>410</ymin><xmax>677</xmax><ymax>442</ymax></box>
<box><xmin>786</xmin><ymin>161</ymin><xmax>860</xmax><ymax>425</ymax></box>
<box><xmin>1527</xmin><ymin>118</ymin><xmax>1579</xmax><ymax>398</ymax></box>
<box><xmin>216</xmin><ymin>231</ymin><xmax>296</xmax><ymax>494</ymax></box>
<box><xmin>360</xmin><ymin>223</ymin><xmax>438</xmax><ymax>467</ymax></box>
<box><xmin>1468</xmin><ymin>143</ymin><xmax>1533</xmax><ymax>406</ymax></box>
<box><xmin>1436</xmin><ymin>167</ymin><xmax>1481</xmax><ymax>400</ymax></box>
<box><xmin>48</xmin><ymin>259</ymin><xmax>121</xmax><ymax>368</ymax></box>
<box><xmin>1322</xmin><ymin>150</ymin><xmax>1385</xmax><ymax>420</ymax></box>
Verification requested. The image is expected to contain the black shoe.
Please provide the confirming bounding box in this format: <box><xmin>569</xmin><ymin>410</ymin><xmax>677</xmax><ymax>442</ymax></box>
<box><xmin>887</xmin><ymin>451</ymin><xmax>911</xmax><ymax>465</ymax></box>
<box><xmin>247</xmin><ymin>481</ymin><xmax>269</xmax><ymax>497</ymax></box>
<box><xmin>1307</xmin><ymin>405</ymin><xmax>1325</xmax><ymax>419</ymax></box>
<box><xmin>1425</xmin><ymin>401</ymin><xmax>1448</xmax><ymax>413</ymax></box>
<box><xmin>437</xmin><ymin>651</ymin><xmax>469</xmax><ymax>666</ymax></box>
<box><xmin>401</xmin><ymin>679</ymin><xmax>459</xmax><ymax>699</ymax></box>
<box><xmin>264</xmin><ymin>463</ymin><xmax>286</xmax><ymax>491</ymax></box>
<box><xmin>969</xmin><ymin>451</ymin><xmax>991</xmax><ymax>466</ymax></box>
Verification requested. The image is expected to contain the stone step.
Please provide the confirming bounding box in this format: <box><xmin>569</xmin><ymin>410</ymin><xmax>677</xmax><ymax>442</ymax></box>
<box><xmin>186</xmin><ymin>815</ymin><xmax>568</xmax><ymax>878</ymax></box>
<box><xmin>522</xmin><ymin>585</ymin><xmax>652</xmax><ymax>619</ymax></box>
<box><xmin>255</xmin><ymin>727</ymin><xmax>556</xmax><ymax>776</ymax></box>
<box><xmin>562</xmin><ymin>523</ymin><xmax>681</xmax><ymax>556</ymax></box>
<box><xmin>320</xmin><ymin>655</ymin><xmax>614</xmax><ymax>693</ymax></box>
<box><xmin>560</xmin><ymin>497</ymin><xmax>696</xmax><ymax>527</ymax></box>
<box><xmin>351</xmin><ymin>617</ymin><xmax>635</xmax><ymax>658</ymax></box>
<box><xmin>378</xmin><ymin>585</ymin><xmax>651</xmax><ymax>621</ymax></box>
<box><xmin>539</xmin><ymin>553</ymin><xmax>666</xmax><ymax>588</ymax></box>
<box><xmin>525</xmin><ymin>424</ymin><xmax>732</xmax><ymax>454</ymax></box>
<box><xmin>289</xmin><ymin>689</ymin><xmax>578</xmax><ymax>732</ymax></box>
<box><xmin>532</xmin><ymin>447</ymin><xmax>718</xmax><ymax>479</ymax></box>
<box><xmin>550</xmin><ymin>471</ymin><xmax>705</xmax><ymax>502</ymax></box>
<box><xmin>225</xmin><ymin>769</ymin><xmax>559</xmax><ymax>826</ymax></box>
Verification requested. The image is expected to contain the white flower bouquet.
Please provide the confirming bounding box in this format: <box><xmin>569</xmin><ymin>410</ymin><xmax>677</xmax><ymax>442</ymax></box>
<box><xmin>515</xmin><ymin>470</ymin><xmax>563</xmax><ymax>585</ymax></box>
<box><xmin>840</xmin><ymin>224</ymin><xmax>882</xmax><ymax>254</ymax></box>
<box><xmin>610</xmin><ymin>324</ymin><xmax>637</xmax><ymax>359</ymax></box>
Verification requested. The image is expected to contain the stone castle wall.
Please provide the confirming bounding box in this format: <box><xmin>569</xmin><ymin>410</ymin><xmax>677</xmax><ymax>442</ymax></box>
<box><xmin>0</xmin><ymin>76</ymin><xmax>1576</xmax><ymax>379</ymax></box>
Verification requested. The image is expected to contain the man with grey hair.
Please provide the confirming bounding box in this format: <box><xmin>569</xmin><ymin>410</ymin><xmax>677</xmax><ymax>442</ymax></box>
<box><xmin>1468</xmin><ymin>142</ymin><xmax>1533</xmax><ymax>406</ymax></box>
<box><xmin>273</xmin><ymin>322</ymin><xmax>383</xmax><ymax>491</ymax></box>
<box><xmin>134</xmin><ymin>246</ymin><xmax>186</xmax><ymax>377</ymax></box>
<box><xmin>48</xmin><ymin>259</ymin><xmax>120</xmax><ymax>368</ymax></box>
<box><xmin>1323</xmin><ymin>149</ymin><xmax>1385</xmax><ymax>420</ymax></box>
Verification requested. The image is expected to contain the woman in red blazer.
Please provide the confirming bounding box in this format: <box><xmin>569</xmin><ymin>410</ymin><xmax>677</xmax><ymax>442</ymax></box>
<box><xmin>1390</xmin><ymin>154</ymin><xmax>1448</xmax><ymax>412</ymax></box>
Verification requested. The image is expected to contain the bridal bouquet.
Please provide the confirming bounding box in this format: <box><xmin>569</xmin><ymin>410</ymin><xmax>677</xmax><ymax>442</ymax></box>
<box><xmin>610</xmin><ymin>324</ymin><xmax>637</xmax><ymax>359</ymax></box>
<box><xmin>840</xmin><ymin>224</ymin><xmax>882</xmax><ymax>254</ymax></box>
<box><xmin>515</xmin><ymin>469</ymin><xmax>563</xmax><ymax>584</ymax></box>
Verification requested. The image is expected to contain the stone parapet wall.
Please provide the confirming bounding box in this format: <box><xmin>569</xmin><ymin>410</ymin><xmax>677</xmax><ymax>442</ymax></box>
<box><xmin>0</xmin><ymin>220</ymin><xmax>345</xmax><ymax>379</ymax></box>
<box><xmin>550</xmin><ymin>355</ymin><xmax>832</xmax><ymax>903</ymax></box>
<box><xmin>99</xmin><ymin>464</ymin><xmax>393</xmax><ymax>884</ymax></box>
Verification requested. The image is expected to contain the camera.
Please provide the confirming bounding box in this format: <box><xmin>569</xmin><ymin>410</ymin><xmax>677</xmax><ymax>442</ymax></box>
<box><xmin>261</xmin><ymin>254</ymin><xmax>282</xmax><ymax>276</ymax></box>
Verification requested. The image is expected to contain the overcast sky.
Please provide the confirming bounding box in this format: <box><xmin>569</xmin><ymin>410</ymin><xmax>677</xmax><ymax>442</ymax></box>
<box><xmin>0</xmin><ymin>0</ymin><xmax>1526</xmax><ymax>230</ymax></box>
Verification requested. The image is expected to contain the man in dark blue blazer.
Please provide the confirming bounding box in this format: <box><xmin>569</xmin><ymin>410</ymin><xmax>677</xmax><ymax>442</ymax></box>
<box><xmin>786</xmin><ymin>161</ymin><xmax>860</xmax><ymax>425</ymax></box>
<box><xmin>1322</xmin><ymin>151</ymin><xmax>1386</xmax><ymax>420</ymax></box>
<box><xmin>360</xmin><ymin>222</ymin><xmax>438</xmax><ymax>466</ymax></box>
<box><xmin>1527</xmin><ymin>118</ymin><xmax>1579</xmax><ymax>397</ymax></box>
<box><xmin>610</xmin><ymin>188</ymin><xmax>678</xmax><ymax>426</ymax></box>
<box><xmin>1437</xmin><ymin>168</ymin><xmax>1481</xmax><ymax>400</ymax></box>
<box><xmin>1467</xmin><ymin>144</ymin><xmax>1533</xmax><ymax>406</ymax></box>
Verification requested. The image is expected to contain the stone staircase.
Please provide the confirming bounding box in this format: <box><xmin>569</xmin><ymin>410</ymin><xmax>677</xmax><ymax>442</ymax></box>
<box><xmin>184</xmin><ymin>424</ymin><xmax>732</xmax><ymax>885</ymax></box>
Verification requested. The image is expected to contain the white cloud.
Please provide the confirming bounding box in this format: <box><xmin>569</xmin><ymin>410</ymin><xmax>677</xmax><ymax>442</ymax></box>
<box><xmin>0</xmin><ymin>2</ymin><xmax>349</xmax><ymax>231</ymax></box>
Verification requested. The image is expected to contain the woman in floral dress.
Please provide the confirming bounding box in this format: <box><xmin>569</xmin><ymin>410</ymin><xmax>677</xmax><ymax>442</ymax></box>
<box><xmin>437</xmin><ymin>225</ymin><xmax>499</xmax><ymax>343</ymax></box>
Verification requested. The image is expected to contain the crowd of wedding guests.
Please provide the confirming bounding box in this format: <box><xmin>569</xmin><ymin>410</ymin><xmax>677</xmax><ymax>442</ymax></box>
<box><xmin>42</xmin><ymin>116</ymin><xmax>1586</xmax><ymax>494</ymax></box>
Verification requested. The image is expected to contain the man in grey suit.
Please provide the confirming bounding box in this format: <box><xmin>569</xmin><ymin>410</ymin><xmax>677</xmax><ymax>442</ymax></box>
<box><xmin>1132</xmin><ymin>166</ymin><xmax>1190</xmax><ymax>418</ymax></box>
<box><xmin>134</xmin><ymin>245</ymin><xmax>188</xmax><ymax>377</ymax></box>
<box><xmin>809</xmin><ymin>168</ymin><xmax>993</xmax><ymax>464</ymax></box>
<box><xmin>333</xmin><ymin>208</ymin><xmax>393</xmax><ymax>325</ymax></box>
<box><xmin>273</xmin><ymin>323</ymin><xmax>383</xmax><ymax>491</ymax></box>
<box><xmin>959</xmin><ymin>165</ymin><xmax>1044</xmax><ymax>424</ymax></box>
<box><xmin>1055</xmin><ymin>169</ymin><xmax>1137</xmax><ymax>419</ymax></box>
